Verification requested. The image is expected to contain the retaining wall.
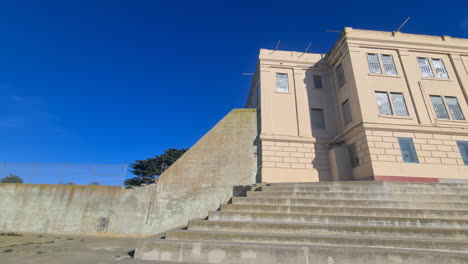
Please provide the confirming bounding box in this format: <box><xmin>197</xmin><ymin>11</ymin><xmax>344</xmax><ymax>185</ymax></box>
<box><xmin>0</xmin><ymin>109</ymin><xmax>258</xmax><ymax>236</ymax></box>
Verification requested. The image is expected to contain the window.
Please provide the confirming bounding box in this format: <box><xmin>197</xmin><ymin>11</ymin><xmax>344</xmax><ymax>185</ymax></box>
<box><xmin>381</xmin><ymin>55</ymin><xmax>397</xmax><ymax>75</ymax></box>
<box><xmin>417</xmin><ymin>57</ymin><xmax>434</xmax><ymax>78</ymax></box>
<box><xmin>366</xmin><ymin>53</ymin><xmax>397</xmax><ymax>76</ymax></box>
<box><xmin>430</xmin><ymin>95</ymin><xmax>465</xmax><ymax>120</ymax></box>
<box><xmin>457</xmin><ymin>141</ymin><xmax>468</xmax><ymax>165</ymax></box>
<box><xmin>431</xmin><ymin>59</ymin><xmax>449</xmax><ymax>79</ymax></box>
<box><xmin>445</xmin><ymin>97</ymin><xmax>465</xmax><ymax>120</ymax></box>
<box><xmin>342</xmin><ymin>99</ymin><xmax>352</xmax><ymax>125</ymax></box>
<box><xmin>336</xmin><ymin>64</ymin><xmax>345</xmax><ymax>87</ymax></box>
<box><xmin>390</xmin><ymin>93</ymin><xmax>409</xmax><ymax>116</ymax></box>
<box><xmin>375</xmin><ymin>92</ymin><xmax>393</xmax><ymax>115</ymax></box>
<box><xmin>430</xmin><ymin>95</ymin><xmax>449</xmax><ymax>119</ymax></box>
<box><xmin>276</xmin><ymin>73</ymin><xmax>289</xmax><ymax>93</ymax></box>
<box><xmin>313</xmin><ymin>75</ymin><xmax>323</xmax><ymax>89</ymax></box>
<box><xmin>348</xmin><ymin>143</ymin><xmax>359</xmax><ymax>168</ymax></box>
<box><xmin>375</xmin><ymin>92</ymin><xmax>409</xmax><ymax>116</ymax></box>
<box><xmin>366</xmin><ymin>54</ymin><xmax>382</xmax><ymax>74</ymax></box>
<box><xmin>311</xmin><ymin>108</ymin><xmax>325</xmax><ymax>130</ymax></box>
<box><xmin>417</xmin><ymin>57</ymin><xmax>449</xmax><ymax>79</ymax></box>
<box><xmin>398</xmin><ymin>138</ymin><xmax>419</xmax><ymax>163</ymax></box>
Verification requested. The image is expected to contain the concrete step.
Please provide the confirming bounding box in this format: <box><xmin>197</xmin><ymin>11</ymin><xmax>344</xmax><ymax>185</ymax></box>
<box><xmin>232</xmin><ymin>196</ymin><xmax>468</xmax><ymax>210</ymax></box>
<box><xmin>220</xmin><ymin>204</ymin><xmax>468</xmax><ymax>220</ymax></box>
<box><xmin>135</xmin><ymin>239</ymin><xmax>468</xmax><ymax>263</ymax></box>
<box><xmin>165</xmin><ymin>230</ymin><xmax>468</xmax><ymax>252</ymax></box>
<box><xmin>268</xmin><ymin>181</ymin><xmax>468</xmax><ymax>188</ymax></box>
<box><xmin>262</xmin><ymin>185</ymin><xmax>468</xmax><ymax>195</ymax></box>
<box><xmin>247</xmin><ymin>190</ymin><xmax>468</xmax><ymax>202</ymax></box>
<box><xmin>208</xmin><ymin>211</ymin><xmax>468</xmax><ymax>228</ymax></box>
<box><xmin>188</xmin><ymin>219</ymin><xmax>468</xmax><ymax>240</ymax></box>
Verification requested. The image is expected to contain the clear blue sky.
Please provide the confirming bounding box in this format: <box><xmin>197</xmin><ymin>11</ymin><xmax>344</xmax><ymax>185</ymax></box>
<box><xmin>1</xmin><ymin>0</ymin><xmax>467</xmax><ymax>181</ymax></box>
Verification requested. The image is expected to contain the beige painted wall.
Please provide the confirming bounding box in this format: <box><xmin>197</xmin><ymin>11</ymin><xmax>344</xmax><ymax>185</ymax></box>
<box><xmin>247</xmin><ymin>28</ymin><xmax>468</xmax><ymax>182</ymax></box>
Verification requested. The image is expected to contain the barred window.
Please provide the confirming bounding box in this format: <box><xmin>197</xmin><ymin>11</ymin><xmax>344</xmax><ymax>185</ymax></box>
<box><xmin>417</xmin><ymin>57</ymin><xmax>434</xmax><ymax>78</ymax></box>
<box><xmin>336</xmin><ymin>64</ymin><xmax>345</xmax><ymax>87</ymax></box>
<box><xmin>445</xmin><ymin>96</ymin><xmax>465</xmax><ymax>120</ymax></box>
<box><xmin>342</xmin><ymin>99</ymin><xmax>352</xmax><ymax>125</ymax></box>
<box><xmin>431</xmin><ymin>59</ymin><xmax>449</xmax><ymax>79</ymax></box>
<box><xmin>276</xmin><ymin>73</ymin><xmax>289</xmax><ymax>93</ymax></box>
<box><xmin>311</xmin><ymin>108</ymin><xmax>326</xmax><ymax>130</ymax></box>
<box><xmin>381</xmin><ymin>55</ymin><xmax>397</xmax><ymax>75</ymax></box>
<box><xmin>375</xmin><ymin>92</ymin><xmax>393</xmax><ymax>115</ymax></box>
<box><xmin>313</xmin><ymin>75</ymin><xmax>323</xmax><ymax>89</ymax></box>
<box><xmin>430</xmin><ymin>95</ymin><xmax>450</xmax><ymax>119</ymax></box>
<box><xmin>390</xmin><ymin>93</ymin><xmax>409</xmax><ymax>116</ymax></box>
<box><xmin>457</xmin><ymin>141</ymin><xmax>468</xmax><ymax>165</ymax></box>
<box><xmin>398</xmin><ymin>138</ymin><xmax>419</xmax><ymax>163</ymax></box>
<box><xmin>366</xmin><ymin>54</ymin><xmax>382</xmax><ymax>74</ymax></box>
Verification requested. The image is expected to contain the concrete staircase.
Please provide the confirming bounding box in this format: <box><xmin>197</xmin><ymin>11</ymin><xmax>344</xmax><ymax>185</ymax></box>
<box><xmin>135</xmin><ymin>181</ymin><xmax>468</xmax><ymax>263</ymax></box>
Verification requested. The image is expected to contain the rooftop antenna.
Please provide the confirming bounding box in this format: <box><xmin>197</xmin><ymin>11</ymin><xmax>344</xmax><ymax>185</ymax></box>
<box><xmin>299</xmin><ymin>42</ymin><xmax>312</xmax><ymax>57</ymax></box>
<box><xmin>325</xmin><ymin>30</ymin><xmax>341</xmax><ymax>33</ymax></box>
<box><xmin>275</xmin><ymin>40</ymin><xmax>281</xmax><ymax>50</ymax></box>
<box><xmin>269</xmin><ymin>40</ymin><xmax>281</xmax><ymax>55</ymax></box>
<box><xmin>304</xmin><ymin>42</ymin><xmax>312</xmax><ymax>53</ymax></box>
<box><xmin>394</xmin><ymin>17</ymin><xmax>410</xmax><ymax>33</ymax></box>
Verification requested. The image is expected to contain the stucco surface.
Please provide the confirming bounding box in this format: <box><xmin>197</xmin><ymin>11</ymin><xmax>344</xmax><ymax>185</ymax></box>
<box><xmin>0</xmin><ymin>109</ymin><xmax>258</xmax><ymax>236</ymax></box>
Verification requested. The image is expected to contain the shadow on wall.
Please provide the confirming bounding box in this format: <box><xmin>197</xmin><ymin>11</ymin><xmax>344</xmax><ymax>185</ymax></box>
<box><xmin>304</xmin><ymin>66</ymin><xmax>340</xmax><ymax>182</ymax></box>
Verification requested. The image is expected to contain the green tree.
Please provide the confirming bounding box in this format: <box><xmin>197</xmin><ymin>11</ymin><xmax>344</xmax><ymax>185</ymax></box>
<box><xmin>125</xmin><ymin>148</ymin><xmax>187</xmax><ymax>187</ymax></box>
<box><xmin>0</xmin><ymin>174</ymin><xmax>23</xmax><ymax>183</ymax></box>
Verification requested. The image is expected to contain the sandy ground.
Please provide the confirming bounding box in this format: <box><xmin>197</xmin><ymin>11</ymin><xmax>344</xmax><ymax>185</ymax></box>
<box><xmin>0</xmin><ymin>232</ymin><xmax>154</xmax><ymax>264</ymax></box>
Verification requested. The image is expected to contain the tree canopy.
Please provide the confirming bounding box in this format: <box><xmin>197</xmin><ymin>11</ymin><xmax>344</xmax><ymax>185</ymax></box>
<box><xmin>0</xmin><ymin>174</ymin><xmax>24</xmax><ymax>183</ymax></box>
<box><xmin>125</xmin><ymin>148</ymin><xmax>187</xmax><ymax>187</ymax></box>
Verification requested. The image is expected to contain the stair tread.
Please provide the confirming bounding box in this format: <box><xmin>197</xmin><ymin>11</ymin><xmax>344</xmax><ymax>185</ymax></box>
<box><xmin>222</xmin><ymin>203</ymin><xmax>468</xmax><ymax>213</ymax></box>
<box><xmin>188</xmin><ymin>219</ymin><xmax>468</xmax><ymax>232</ymax></box>
<box><xmin>234</xmin><ymin>196</ymin><xmax>468</xmax><ymax>204</ymax></box>
<box><xmin>168</xmin><ymin>229</ymin><xmax>468</xmax><ymax>243</ymax></box>
<box><xmin>145</xmin><ymin>238</ymin><xmax>468</xmax><ymax>255</ymax></box>
<box><xmin>210</xmin><ymin>210</ymin><xmax>468</xmax><ymax>222</ymax></box>
<box><xmin>250</xmin><ymin>191</ymin><xmax>468</xmax><ymax>197</ymax></box>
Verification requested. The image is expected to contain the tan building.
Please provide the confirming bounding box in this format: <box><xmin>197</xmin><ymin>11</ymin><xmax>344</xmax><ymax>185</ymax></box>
<box><xmin>246</xmin><ymin>27</ymin><xmax>468</xmax><ymax>183</ymax></box>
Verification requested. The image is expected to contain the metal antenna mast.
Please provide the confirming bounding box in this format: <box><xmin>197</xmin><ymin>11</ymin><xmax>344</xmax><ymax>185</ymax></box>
<box><xmin>395</xmin><ymin>17</ymin><xmax>411</xmax><ymax>32</ymax></box>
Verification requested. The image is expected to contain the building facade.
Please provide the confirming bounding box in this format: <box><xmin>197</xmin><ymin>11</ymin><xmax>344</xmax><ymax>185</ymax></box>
<box><xmin>246</xmin><ymin>27</ymin><xmax>468</xmax><ymax>183</ymax></box>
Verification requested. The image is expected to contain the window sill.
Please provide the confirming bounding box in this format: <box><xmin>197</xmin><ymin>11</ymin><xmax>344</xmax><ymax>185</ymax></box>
<box><xmin>368</xmin><ymin>73</ymin><xmax>400</xmax><ymax>78</ymax></box>
<box><xmin>274</xmin><ymin>91</ymin><xmax>291</xmax><ymax>94</ymax></box>
<box><xmin>378</xmin><ymin>114</ymin><xmax>412</xmax><ymax>120</ymax></box>
<box><xmin>421</xmin><ymin>77</ymin><xmax>452</xmax><ymax>82</ymax></box>
<box><xmin>434</xmin><ymin>118</ymin><xmax>468</xmax><ymax>124</ymax></box>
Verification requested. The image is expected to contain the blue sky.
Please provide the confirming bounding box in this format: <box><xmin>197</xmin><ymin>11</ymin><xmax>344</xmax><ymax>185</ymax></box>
<box><xmin>1</xmin><ymin>0</ymin><xmax>467</xmax><ymax>183</ymax></box>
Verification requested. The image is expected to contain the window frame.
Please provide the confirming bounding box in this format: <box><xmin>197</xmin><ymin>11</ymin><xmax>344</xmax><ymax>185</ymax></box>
<box><xmin>397</xmin><ymin>137</ymin><xmax>419</xmax><ymax>164</ymax></box>
<box><xmin>366</xmin><ymin>53</ymin><xmax>382</xmax><ymax>74</ymax></box>
<box><xmin>365</xmin><ymin>53</ymin><xmax>398</xmax><ymax>76</ymax></box>
<box><xmin>310</xmin><ymin>108</ymin><xmax>326</xmax><ymax>130</ymax></box>
<box><xmin>275</xmin><ymin>72</ymin><xmax>289</xmax><ymax>93</ymax></box>
<box><xmin>456</xmin><ymin>141</ymin><xmax>468</xmax><ymax>165</ymax></box>
<box><xmin>342</xmin><ymin>99</ymin><xmax>352</xmax><ymax>125</ymax></box>
<box><xmin>374</xmin><ymin>91</ymin><xmax>409</xmax><ymax>117</ymax></box>
<box><xmin>417</xmin><ymin>57</ymin><xmax>450</xmax><ymax>80</ymax></box>
<box><xmin>429</xmin><ymin>95</ymin><xmax>465</xmax><ymax>121</ymax></box>
<box><xmin>313</xmin><ymin>74</ymin><xmax>323</xmax><ymax>89</ymax></box>
<box><xmin>336</xmin><ymin>64</ymin><xmax>345</xmax><ymax>87</ymax></box>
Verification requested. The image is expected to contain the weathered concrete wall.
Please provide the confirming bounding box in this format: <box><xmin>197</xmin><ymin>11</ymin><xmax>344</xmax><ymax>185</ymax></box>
<box><xmin>0</xmin><ymin>109</ymin><xmax>258</xmax><ymax>236</ymax></box>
